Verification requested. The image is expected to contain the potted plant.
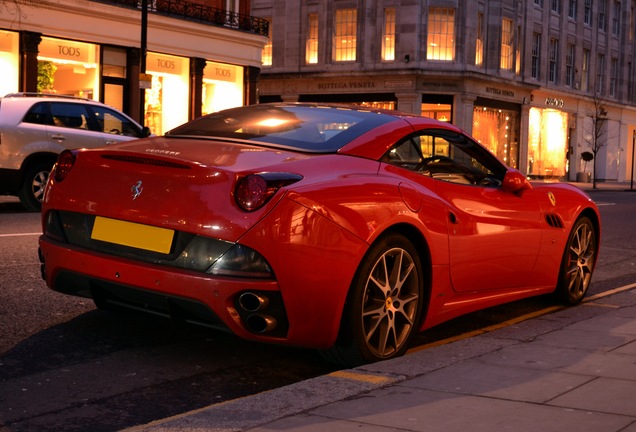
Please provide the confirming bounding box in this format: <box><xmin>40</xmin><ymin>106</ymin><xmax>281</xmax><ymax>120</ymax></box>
<box><xmin>576</xmin><ymin>151</ymin><xmax>593</xmax><ymax>183</ymax></box>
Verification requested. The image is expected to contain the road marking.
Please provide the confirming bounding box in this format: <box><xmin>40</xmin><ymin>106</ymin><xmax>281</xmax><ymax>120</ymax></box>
<box><xmin>0</xmin><ymin>232</ymin><xmax>41</xmax><ymax>237</ymax></box>
<box><xmin>329</xmin><ymin>370</ymin><xmax>395</xmax><ymax>384</ymax></box>
<box><xmin>408</xmin><ymin>282</ymin><xmax>636</xmax><ymax>354</ymax></box>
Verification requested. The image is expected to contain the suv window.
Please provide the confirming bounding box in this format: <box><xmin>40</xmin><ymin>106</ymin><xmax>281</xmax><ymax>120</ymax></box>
<box><xmin>23</xmin><ymin>102</ymin><xmax>53</xmax><ymax>125</ymax></box>
<box><xmin>89</xmin><ymin>105</ymin><xmax>142</xmax><ymax>137</ymax></box>
<box><xmin>50</xmin><ymin>102</ymin><xmax>90</xmax><ymax>129</ymax></box>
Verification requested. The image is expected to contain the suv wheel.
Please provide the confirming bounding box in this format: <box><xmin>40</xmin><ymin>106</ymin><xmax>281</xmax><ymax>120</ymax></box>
<box><xmin>19</xmin><ymin>162</ymin><xmax>51</xmax><ymax>212</ymax></box>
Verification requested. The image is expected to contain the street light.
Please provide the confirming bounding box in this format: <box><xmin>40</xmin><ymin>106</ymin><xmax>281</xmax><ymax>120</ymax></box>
<box><xmin>139</xmin><ymin>0</ymin><xmax>148</xmax><ymax>126</ymax></box>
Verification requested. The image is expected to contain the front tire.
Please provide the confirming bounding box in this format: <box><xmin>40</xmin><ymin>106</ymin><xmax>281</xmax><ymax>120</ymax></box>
<box><xmin>554</xmin><ymin>216</ymin><xmax>597</xmax><ymax>305</ymax></box>
<box><xmin>323</xmin><ymin>233</ymin><xmax>424</xmax><ymax>367</ymax></box>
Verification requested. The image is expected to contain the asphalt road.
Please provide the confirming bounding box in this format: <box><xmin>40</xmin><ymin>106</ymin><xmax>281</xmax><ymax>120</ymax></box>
<box><xmin>0</xmin><ymin>189</ymin><xmax>634</xmax><ymax>431</ymax></box>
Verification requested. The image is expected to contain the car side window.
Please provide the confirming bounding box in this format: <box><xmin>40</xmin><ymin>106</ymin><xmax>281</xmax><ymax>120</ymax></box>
<box><xmin>23</xmin><ymin>102</ymin><xmax>53</xmax><ymax>125</ymax></box>
<box><xmin>383</xmin><ymin>129</ymin><xmax>507</xmax><ymax>187</ymax></box>
<box><xmin>50</xmin><ymin>103</ymin><xmax>90</xmax><ymax>130</ymax></box>
<box><xmin>88</xmin><ymin>105</ymin><xmax>141</xmax><ymax>137</ymax></box>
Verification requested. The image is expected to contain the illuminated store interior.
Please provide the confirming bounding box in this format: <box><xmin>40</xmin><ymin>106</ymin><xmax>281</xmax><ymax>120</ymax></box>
<box><xmin>0</xmin><ymin>30</ymin><xmax>18</xmax><ymax>96</ymax></box>
<box><xmin>527</xmin><ymin>107</ymin><xmax>568</xmax><ymax>178</ymax></box>
<box><xmin>472</xmin><ymin>106</ymin><xmax>519</xmax><ymax>169</ymax></box>
<box><xmin>37</xmin><ymin>37</ymin><xmax>99</xmax><ymax>100</ymax></box>
<box><xmin>145</xmin><ymin>52</ymin><xmax>189</xmax><ymax>135</ymax></box>
<box><xmin>202</xmin><ymin>61</ymin><xmax>244</xmax><ymax>115</ymax></box>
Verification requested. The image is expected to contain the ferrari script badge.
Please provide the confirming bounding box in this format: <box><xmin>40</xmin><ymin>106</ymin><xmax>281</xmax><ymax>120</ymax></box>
<box><xmin>548</xmin><ymin>191</ymin><xmax>556</xmax><ymax>206</ymax></box>
<box><xmin>131</xmin><ymin>180</ymin><xmax>143</xmax><ymax>200</ymax></box>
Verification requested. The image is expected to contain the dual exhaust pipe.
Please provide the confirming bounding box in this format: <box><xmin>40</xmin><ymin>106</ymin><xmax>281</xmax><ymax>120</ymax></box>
<box><xmin>238</xmin><ymin>292</ymin><xmax>277</xmax><ymax>334</ymax></box>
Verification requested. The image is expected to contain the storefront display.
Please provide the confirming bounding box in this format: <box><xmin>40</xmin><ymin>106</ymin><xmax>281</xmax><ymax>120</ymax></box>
<box><xmin>527</xmin><ymin>107</ymin><xmax>569</xmax><ymax>179</ymax></box>
<box><xmin>472</xmin><ymin>106</ymin><xmax>519</xmax><ymax>169</ymax></box>
<box><xmin>37</xmin><ymin>37</ymin><xmax>99</xmax><ymax>99</ymax></box>
<box><xmin>202</xmin><ymin>61</ymin><xmax>244</xmax><ymax>115</ymax></box>
<box><xmin>145</xmin><ymin>52</ymin><xmax>189</xmax><ymax>135</ymax></box>
<box><xmin>0</xmin><ymin>30</ymin><xmax>19</xmax><ymax>96</ymax></box>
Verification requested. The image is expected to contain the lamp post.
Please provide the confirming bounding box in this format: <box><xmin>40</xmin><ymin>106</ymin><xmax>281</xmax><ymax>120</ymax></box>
<box><xmin>139</xmin><ymin>0</ymin><xmax>148</xmax><ymax>126</ymax></box>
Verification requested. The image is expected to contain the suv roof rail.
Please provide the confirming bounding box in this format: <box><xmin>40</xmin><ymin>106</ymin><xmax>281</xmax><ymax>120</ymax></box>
<box><xmin>3</xmin><ymin>92</ymin><xmax>93</xmax><ymax>101</ymax></box>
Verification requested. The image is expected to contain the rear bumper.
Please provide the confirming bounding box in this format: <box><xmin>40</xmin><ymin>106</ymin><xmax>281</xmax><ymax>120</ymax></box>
<box><xmin>38</xmin><ymin>236</ymin><xmax>297</xmax><ymax>344</ymax></box>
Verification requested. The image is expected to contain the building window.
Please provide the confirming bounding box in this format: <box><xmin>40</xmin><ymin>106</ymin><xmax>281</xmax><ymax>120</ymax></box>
<box><xmin>551</xmin><ymin>0</ymin><xmax>562</xmax><ymax>13</ymax></box>
<box><xmin>382</xmin><ymin>8</ymin><xmax>396</xmax><ymax>61</ymax></box>
<box><xmin>476</xmin><ymin>13</ymin><xmax>484</xmax><ymax>67</ymax></box>
<box><xmin>584</xmin><ymin>0</ymin><xmax>593</xmax><ymax>24</ymax></box>
<box><xmin>534</xmin><ymin>0</ymin><xmax>544</xmax><ymax>7</ymax></box>
<box><xmin>532</xmin><ymin>33</ymin><xmax>541</xmax><ymax>79</ymax></box>
<box><xmin>599</xmin><ymin>0</ymin><xmax>607</xmax><ymax>30</ymax></box>
<box><xmin>500</xmin><ymin>18</ymin><xmax>514</xmax><ymax>70</ymax></box>
<box><xmin>612</xmin><ymin>1</ymin><xmax>621</xmax><ymax>35</ymax></box>
<box><xmin>262</xmin><ymin>18</ymin><xmax>272</xmax><ymax>66</ymax></box>
<box><xmin>306</xmin><ymin>13</ymin><xmax>319</xmax><ymax>64</ymax></box>
<box><xmin>568</xmin><ymin>0</ymin><xmax>577</xmax><ymax>18</ymax></box>
<box><xmin>566</xmin><ymin>43</ymin><xmax>575</xmax><ymax>86</ymax></box>
<box><xmin>427</xmin><ymin>7</ymin><xmax>455</xmax><ymax>61</ymax></box>
<box><xmin>334</xmin><ymin>9</ymin><xmax>357</xmax><ymax>62</ymax></box>
<box><xmin>549</xmin><ymin>38</ymin><xmax>559</xmax><ymax>82</ymax></box>
<box><xmin>610</xmin><ymin>58</ymin><xmax>618</xmax><ymax>96</ymax></box>
<box><xmin>582</xmin><ymin>49</ymin><xmax>590</xmax><ymax>90</ymax></box>
<box><xmin>596</xmin><ymin>53</ymin><xmax>605</xmax><ymax>93</ymax></box>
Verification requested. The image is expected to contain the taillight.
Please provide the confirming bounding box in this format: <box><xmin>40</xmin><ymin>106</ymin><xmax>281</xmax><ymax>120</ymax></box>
<box><xmin>235</xmin><ymin>172</ymin><xmax>303</xmax><ymax>212</ymax></box>
<box><xmin>53</xmin><ymin>150</ymin><xmax>76</xmax><ymax>182</ymax></box>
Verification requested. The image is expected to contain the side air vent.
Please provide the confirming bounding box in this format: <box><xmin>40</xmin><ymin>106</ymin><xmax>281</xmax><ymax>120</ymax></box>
<box><xmin>101</xmin><ymin>154</ymin><xmax>191</xmax><ymax>169</ymax></box>
<box><xmin>545</xmin><ymin>213</ymin><xmax>564</xmax><ymax>229</ymax></box>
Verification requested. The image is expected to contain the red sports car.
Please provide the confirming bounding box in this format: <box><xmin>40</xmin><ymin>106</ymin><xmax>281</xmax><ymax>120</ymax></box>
<box><xmin>38</xmin><ymin>103</ymin><xmax>600</xmax><ymax>366</ymax></box>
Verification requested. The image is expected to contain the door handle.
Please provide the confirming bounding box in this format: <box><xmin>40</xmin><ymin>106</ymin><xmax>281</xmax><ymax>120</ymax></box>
<box><xmin>51</xmin><ymin>134</ymin><xmax>66</xmax><ymax>142</ymax></box>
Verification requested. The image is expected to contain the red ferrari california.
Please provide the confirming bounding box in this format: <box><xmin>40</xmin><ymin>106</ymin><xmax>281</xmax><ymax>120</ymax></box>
<box><xmin>39</xmin><ymin>103</ymin><xmax>600</xmax><ymax>366</ymax></box>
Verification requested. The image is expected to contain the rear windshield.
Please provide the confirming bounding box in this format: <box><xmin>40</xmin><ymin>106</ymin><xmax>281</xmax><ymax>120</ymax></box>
<box><xmin>165</xmin><ymin>104</ymin><xmax>397</xmax><ymax>153</ymax></box>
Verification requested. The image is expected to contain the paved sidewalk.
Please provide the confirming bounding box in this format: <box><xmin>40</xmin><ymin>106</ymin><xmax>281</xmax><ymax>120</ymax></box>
<box><xmin>128</xmin><ymin>285</ymin><xmax>636</xmax><ymax>432</ymax></box>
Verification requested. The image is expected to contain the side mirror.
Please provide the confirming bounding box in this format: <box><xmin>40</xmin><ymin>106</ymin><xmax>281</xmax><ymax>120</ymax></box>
<box><xmin>141</xmin><ymin>126</ymin><xmax>152</xmax><ymax>138</ymax></box>
<box><xmin>501</xmin><ymin>169</ymin><xmax>532</xmax><ymax>193</ymax></box>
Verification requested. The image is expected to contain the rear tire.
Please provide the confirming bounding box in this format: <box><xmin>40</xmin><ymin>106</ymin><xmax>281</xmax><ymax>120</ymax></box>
<box><xmin>322</xmin><ymin>233</ymin><xmax>424</xmax><ymax>367</ymax></box>
<box><xmin>554</xmin><ymin>216</ymin><xmax>597</xmax><ymax>305</ymax></box>
<box><xmin>19</xmin><ymin>162</ymin><xmax>51</xmax><ymax>212</ymax></box>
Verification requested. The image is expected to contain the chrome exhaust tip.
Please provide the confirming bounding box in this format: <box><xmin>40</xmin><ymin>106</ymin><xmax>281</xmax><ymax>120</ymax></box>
<box><xmin>245</xmin><ymin>314</ymin><xmax>277</xmax><ymax>333</ymax></box>
<box><xmin>238</xmin><ymin>292</ymin><xmax>269</xmax><ymax>312</ymax></box>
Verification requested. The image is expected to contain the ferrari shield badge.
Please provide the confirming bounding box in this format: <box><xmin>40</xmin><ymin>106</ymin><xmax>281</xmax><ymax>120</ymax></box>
<box><xmin>548</xmin><ymin>191</ymin><xmax>556</xmax><ymax>206</ymax></box>
<box><xmin>131</xmin><ymin>180</ymin><xmax>143</xmax><ymax>200</ymax></box>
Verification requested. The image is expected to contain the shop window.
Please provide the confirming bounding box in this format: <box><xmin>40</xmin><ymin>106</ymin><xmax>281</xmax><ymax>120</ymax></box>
<box><xmin>527</xmin><ymin>108</ymin><xmax>568</xmax><ymax>179</ymax></box>
<box><xmin>334</xmin><ymin>9</ymin><xmax>357</xmax><ymax>62</ymax></box>
<box><xmin>382</xmin><ymin>8</ymin><xmax>396</xmax><ymax>62</ymax></box>
<box><xmin>421</xmin><ymin>103</ymin><xmax>452</xmax><ymax>122</ymax></box>
<box><xmin>306</xmin><ymin>13</ymin><xmax>319</xmax><ymax>64</ymax></box>
<box><xmin>37</xmin><ymin>37</ymin><xmax>99</xmax><ymax>99</ymax></box>
<box><xmin>202</xmin><ymin>61</ymin><xmax>244</xmax><ymax>115</ymax></box>
<box><xmin>145</xmin><ymin>52</ymin><xmax>189</xmax><ymax>135</ymax></box>
<box><xmin>472</xmin><ymin>106</ymin><xmax>519</xmax><ymax>169</ymax></box>
<box><xmin>0</xmin><ymin>30</ymin><xmax>19</xmax><ymax>95</ymax></box>
<box><xmin>427</xmin><ymin>7</ymin><xmax>455</xmax><ymax>61</ymax></box>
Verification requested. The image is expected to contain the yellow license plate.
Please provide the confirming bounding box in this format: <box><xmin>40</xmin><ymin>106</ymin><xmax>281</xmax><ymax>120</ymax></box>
<box><xmin>91</xmin><ymin>216</ymin><xmax>174</xmax><ymax>254</ymax></box>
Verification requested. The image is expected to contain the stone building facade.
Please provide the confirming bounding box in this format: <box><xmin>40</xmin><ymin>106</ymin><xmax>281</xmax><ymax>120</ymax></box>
<box><xmin>252</xmin><ymin>0</ymin><xmax>636</xmax><ymax>182</ymax></box>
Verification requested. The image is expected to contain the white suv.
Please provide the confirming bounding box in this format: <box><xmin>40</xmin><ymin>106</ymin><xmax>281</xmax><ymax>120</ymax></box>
<box><xmin>0</xmin><ymin>93</ymin><xmax>150</xmax><ymax>211</ymax></box>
